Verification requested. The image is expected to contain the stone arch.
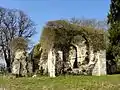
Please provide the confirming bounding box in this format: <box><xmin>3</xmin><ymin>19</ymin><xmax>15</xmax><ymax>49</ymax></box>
<box><xmin>72</xmin><ymin>33</ymin><xmax>90</xmax><ymax>65</ymax></box>
<box><xmin>69</xmin><ymin>44</ymin><xmax>78</xmax><ymax>69</ymax></box>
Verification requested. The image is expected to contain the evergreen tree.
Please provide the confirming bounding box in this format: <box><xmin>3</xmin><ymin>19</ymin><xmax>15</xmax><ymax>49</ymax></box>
<box><xmin>107</xmin><ymin>0</ymin><xmax>120</xmax><ymax>72</ymax></box>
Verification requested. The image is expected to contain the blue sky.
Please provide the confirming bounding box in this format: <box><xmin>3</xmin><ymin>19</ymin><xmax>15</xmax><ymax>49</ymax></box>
<box><xmin>0</xmin><ymin>0</ymin><xmax>110</xmax><ymax>44</ymax></box>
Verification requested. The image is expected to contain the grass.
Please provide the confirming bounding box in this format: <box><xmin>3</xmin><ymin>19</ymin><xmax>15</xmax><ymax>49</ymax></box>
<box><xmin>0</xmin><ymin>74</ymin><xmax>120</xmax><ymax>90</ymax></box>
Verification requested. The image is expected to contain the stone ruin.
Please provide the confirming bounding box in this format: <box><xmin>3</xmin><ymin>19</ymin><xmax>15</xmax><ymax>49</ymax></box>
<box><xmin>11</xmin><ymin>35</ymin><xmax>106</xmax><ymax>77</ymax></box>
<box><xmin>39</xmin><ymin>35</ymin><xmax>107</xmax><ymax>77</ymax></box>
<box><xmin>12</xmin><ymin>49</ymin><xmax>27</xmax><ymax>77</ymax></box>
<box><xmin>12</xmin><ymin>49</ymin><xmax>33</xmax><ymax>77</ymax></box>
<box><xmin>10</xmin><ymin>37</ymin><xmax>33</xmax><ymax>77</ymax></box>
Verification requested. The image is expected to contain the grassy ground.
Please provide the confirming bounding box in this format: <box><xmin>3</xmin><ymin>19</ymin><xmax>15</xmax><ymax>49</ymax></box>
<box><xmin>0</xmin><ymin>74</ymin><xmax>120</xmax><ymax>90</ymax></box>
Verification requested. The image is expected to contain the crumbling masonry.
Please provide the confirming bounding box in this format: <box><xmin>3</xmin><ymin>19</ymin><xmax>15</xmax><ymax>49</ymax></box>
<box><xmin>39</xmin><ymin>35</ymin><xmax>106</xmax><ymax>77</ymax></box>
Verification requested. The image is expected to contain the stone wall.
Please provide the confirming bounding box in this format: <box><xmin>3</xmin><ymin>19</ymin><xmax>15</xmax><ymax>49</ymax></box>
<box><xmin>47</xmin><ymin>49</ymin><xmax>56</xmax><ymax>77</ymax></box>
<box><xmin>55</xmin><ymin>51</ymin><xmax>64</xmax><ymax>75</ymax></box>
<box><xmin>92</xmin><ymin>50</ymin><xmax>106</xmax><ymax>76</ymax></box>
<box><xmin>72</xmin><ymin>38</ymin><xmax>107</xmax><ymax>76</ymax></box>
<box><xmin>12</xmin><ymin>49</ymin><xmax>27</xmax><ymax>76</ymax></box>
<box><xmin>45</xmin><ymin>48</ymin><xmax>106</xmax><ymax>77</ymax></box>
<box><xmin>39</xmin><ymin>36</ymin><xmax>106</xmax><ymax>77</ymax></box>
<box><xmin>38</xmin><ymin>51</ymin><xmax>48</xmax><ymax>75</ymax></box>
<box><xmin>69</xmin><ymin>46</ymin><xmax>77</xmax><ymax>69</ymax></box>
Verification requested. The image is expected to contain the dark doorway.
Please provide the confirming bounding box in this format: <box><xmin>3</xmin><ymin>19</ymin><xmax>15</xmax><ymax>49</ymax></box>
<box><xmin>69</xmin><ymin>45</ymin><xmax>78</xmax><ymax>68</ymax></box>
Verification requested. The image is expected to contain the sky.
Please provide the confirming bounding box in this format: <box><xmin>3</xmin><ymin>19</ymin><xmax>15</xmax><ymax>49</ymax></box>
<box><xmin>0</xmin><ymin>0</ymin><xmax>110</xmax><ymax>45</ymax></box>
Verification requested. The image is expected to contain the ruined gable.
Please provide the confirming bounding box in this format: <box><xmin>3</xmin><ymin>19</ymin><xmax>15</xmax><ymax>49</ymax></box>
<box><xmin>39</xmin><ymin>20</ymin><xmax>106</xmax><ymax>77</ymax></box>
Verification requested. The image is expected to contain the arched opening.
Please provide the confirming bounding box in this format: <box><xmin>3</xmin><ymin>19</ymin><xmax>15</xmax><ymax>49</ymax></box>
<box><xmin>69</xmin><ymin>44</ymin><xmax>78</xmax><ymax>68</ymax></box>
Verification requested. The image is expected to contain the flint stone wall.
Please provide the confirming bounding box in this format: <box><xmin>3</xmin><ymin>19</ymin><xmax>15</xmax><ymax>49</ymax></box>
<box><xmin>39</xmin><ymin>36</ymin><xmax>106</xmax><ymax>77</ymax></box>
<box><xmin>47</xmin><ymin>49</ymin><xmax>56</xmax><ymax>77</ymax></box>
<box><xmin>12</xmin><ymin>50</ymin><xmax>27</xmax><ymax>76</ymax></box>
<box><xmin>92</xmin><ymin>50</ymin><xmax>106</xmax><ymax>76</ymax></box>
<box><xmin>39</xmin><ymin>52</ymin><xmax>48</xmax><ymax>74</ymax></box>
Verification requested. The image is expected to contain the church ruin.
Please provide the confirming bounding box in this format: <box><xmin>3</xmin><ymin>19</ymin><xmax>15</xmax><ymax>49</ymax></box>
<box><xmin>38</xmin><ymin>20</ymin><xmax>107</xmax><ymax>77</ymax></box>
<box><xmin>39</xmin><ymin>37</ymin><xmax>106</xmax><ymax>77</ymax></box>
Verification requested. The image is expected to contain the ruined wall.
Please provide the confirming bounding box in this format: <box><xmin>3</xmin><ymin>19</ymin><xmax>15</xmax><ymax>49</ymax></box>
<box><xmin>92</xmin><ymin>50</ymin><xmax>106</xmax><ymax>76</ymax></box>
<box><xmin>39</xmin><ymin>36</ymin><xmax>106</xmax><ymax>77</ymax></box>
<box><xmin>38</xmin><ymin>52</ymin><xmax>48</xmax><ymax>74</ymax></box>
<box><xmin>47</xmin><ymin>49</ymin><xmax>56</xmax><ymax>77</ymax></box>
<box><xmin>12</xmin><ymin>49</ymin><xmax>27</xmax><ymax>76</ymax></box>
<box><xmin>69</xmin><ymin>46</ymin><xmax>77</xmax><ymax>69</ymax></box>
<box><xmin>68</xmin><ymin>37</ymin><xmax>106</xmax><ymax>76</ymax></box>
<box><xmin>55</xmin><ymin>51</ymin><xmax>64</xmax><ymax>75</ymax></box>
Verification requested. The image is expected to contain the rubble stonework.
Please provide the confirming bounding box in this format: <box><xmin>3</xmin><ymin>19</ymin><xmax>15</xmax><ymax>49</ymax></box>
<box><xmin>39</xmin><ymin>36</ymin><xmax>106</xmax><ymax>77</ymax></box>
<box><xmin>12</xmin><ymin>49</ymin><xmax>27</xmax><ymax>76</ymax></box>
<box><xmin>92</xmin><ymin>50</ymin><xmax>106</xmax><ymax>76</ymax></box>
<box><xmin>47</xmin><ymin>49</ymin><xmax>56</xmax><ymax>77</ymax></box>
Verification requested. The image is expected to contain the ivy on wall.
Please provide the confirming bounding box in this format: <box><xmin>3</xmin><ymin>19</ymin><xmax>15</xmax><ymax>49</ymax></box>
<box><xmin>40</xmin><ymin>20</ymin><xmax>105</xmax><ymax>53</ymax></box>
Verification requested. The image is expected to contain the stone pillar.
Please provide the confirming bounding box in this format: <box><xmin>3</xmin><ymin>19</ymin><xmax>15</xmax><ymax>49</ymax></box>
<box><xmin>92</xmin><ymin>50</ymin><xmax>106</xmax><ymax>76</ymax></box>
<box><xmin>39</xmin><ymin>52</ymin><xmax>48</xmax><ymax>75</ymax></box>
<box><xmin>12</xmin><ymin>59</ymin><xmax>20</xmax><ymax>75</ymax></box>
<box><xmin>69</xmin><ymin>46</ymin><xmax>76</xmax><ymax>68</ymax></box>
<box><xmin>20</xmin><ymin>58</ymin><xmax>27</xmax><ymax>76</ymax></box>
<box><xmin>98</xmin><ymin>50</ymin><xmax>106</xmax><ymax>75</ymax></box>
<box><xmin>12</xmin><ymin>50</ymin><xmax>27</xmax><ymax>76</ymax></box>
<box><xmin>47</xmin><ymin>49</ymin><xmax>56</xmax><ymax>77</ymax></box>
<box><xmin>77</xmin><ymin>47</ymin><xmax>80</xmax><ymax>63</ymax></box>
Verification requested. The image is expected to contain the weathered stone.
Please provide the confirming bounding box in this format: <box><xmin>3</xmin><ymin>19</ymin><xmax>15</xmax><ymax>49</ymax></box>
<box><xmin>69</xmin><ymin>46</ymin><xmax>76</xmax><ymax>69</ymax></box>
<box><xmin>27</xmin><ymin>61</ymin><xmax>33</xmax><ymax>76</ymax></box>
<box><xmin>47</xmin><ymin>49</ymin><xmax>56</xmax><ymax>77</ymax></box>
<box><xmin>39</xmin><ymin>52</ymin><xmax>48</xmax><ymax>75</ymax></box>
<box><xmin>92</xmin><ymin>50</ymin><xmax>106</xmax><ymax>76</ymax></box>
<box><xmin>12</xmin><ymin>59</ymin><xmax>20</xmax><ymax>75</ymax></box>
<box><xmin>12</xmin><ymin>49</ymin><xmax>27</xmax><ymax>77</ymax></box>
<box><xmin>38</xmin><ymin>35</ymin><xmax>106</xmax><ymax>76</ymax></box>
<box><xmin>55</xmin><ymin>51</ymin><xmax>64</xmax><ymax>75</ymax></box>
<box><xmin>20</xmin><ymin>59</ymin><xmax>27</xmax><ymax>76</ymax></box>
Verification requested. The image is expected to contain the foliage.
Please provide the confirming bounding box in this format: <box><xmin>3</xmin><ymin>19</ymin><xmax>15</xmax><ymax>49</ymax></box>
<box><xmin>33</xmin><ymin>43</ymin><xmax>41</xmax><ymax>58</ymax></box>
<box><xmin>107</xmin><ymin>0</ymin><xmax>120</xmax><ymax>72</ymax></box>
<box><xmin>0</xmin><ymin>64</ymin><xmax>6</xmax><ymax>75</ymax></box>
<box><xmin>40</xmin><ymin>20</ymin><xmax>105</xmax><ymax>53</ymax></box>
<box><xmin>1</xmin><ymin>75</ymin><xmax>120</xmax><ymax>90</ymax></box>
<box><xmin>70</xmin><ymin>17</ymin><xmax>108</xmax><ymax>30</ymax></box>
<box><xmin>10</xmin><ymin>37</ymin><xmax>28</xmax><ymax>53</ymax></box>
<box><xmin>31</xmin><ymin>43</ymin><xmax>41</xmax><ymax>72</ymax></box>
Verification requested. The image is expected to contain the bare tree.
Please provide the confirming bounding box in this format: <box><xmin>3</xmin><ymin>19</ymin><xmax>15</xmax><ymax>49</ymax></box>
<box><xmin>0</xmin><ymin>7</ymin><xmax>36</xmax><ymax>72</ymax></box>
<box><xmin>69</xmin><ymin>17</ymin><xmax>108</xmax><ymax>30</ymax></box>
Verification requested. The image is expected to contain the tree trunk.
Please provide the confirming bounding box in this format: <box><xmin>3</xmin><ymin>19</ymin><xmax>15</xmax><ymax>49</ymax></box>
<box><xmin>7</xmin><ymin>49</ymin><xmax>12</xmax><ymax>73</ymax></box>
<box><xmin>6</xmin><ymin>59</ymin><xmax>11</xmax><ymax>73</ymax></box>
<box><xmin>2</xmin><ymin>47</ymin><xmax>11</xmax><ymax>73</ymax></box>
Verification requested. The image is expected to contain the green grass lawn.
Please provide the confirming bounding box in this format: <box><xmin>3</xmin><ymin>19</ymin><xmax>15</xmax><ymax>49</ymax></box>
<box><xmin>0</xmin><ymin>74</ymin><xmax>120</xmax><ymax>90</ymax></box>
